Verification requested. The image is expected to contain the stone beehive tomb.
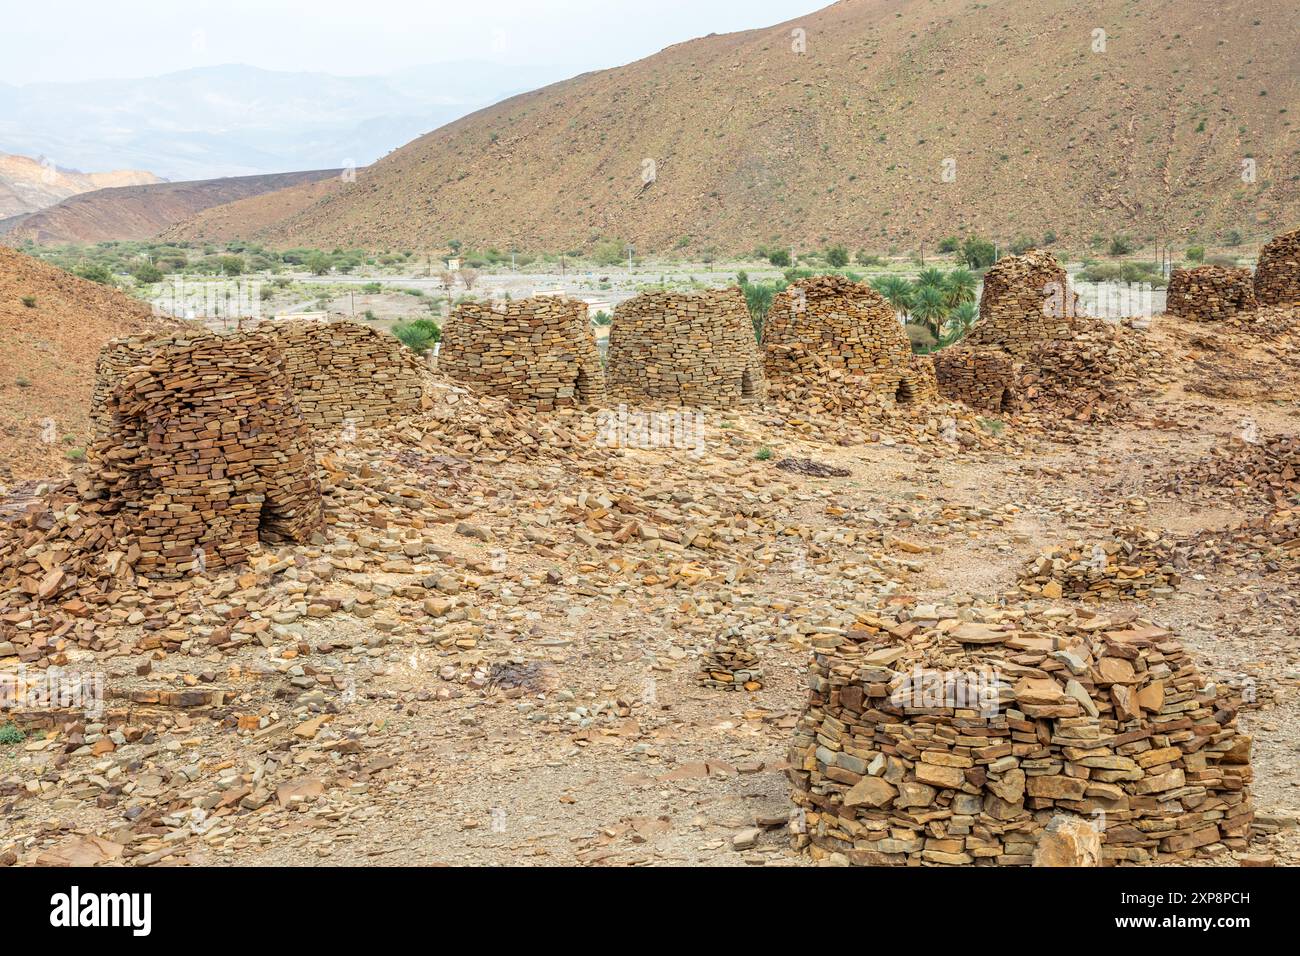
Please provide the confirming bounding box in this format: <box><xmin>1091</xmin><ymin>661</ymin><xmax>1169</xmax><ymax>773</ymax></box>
<box><xmin>762</xmin><ymin>275</ymin><xmax>935</xmax><ymax>405</ymax></box>
<box><xmin>93</xmin><ymin>320</ymin><xmax>425</xmax><ymax>435</ymax></box>
<box><xmin>605</xmin><ymin>288</ymin><xmax>765</xmax><ymax>406</ymax></box>
<box><xmin>787</xmin><ymin>606</ymin><xmax>1253</xmax><ymax>866</ymax></box>
<box><xmin>1167</xmin><ymin>265</ymin><xmax>1258</xmax><ymax>322</ymax></box>
<box><xmin>1253</xmin><ymin>227</ymin><xmax>1300</xmax><ymax>306</ymax></box>
<box><xmin>94</xmin><ymin>331</ymin><xmax>324</xmax><ymax>576</ymax></box>
<box><xmin>1</xmin><ymin>330</ymin><xmax>324</xmax><ymax>607</ymax></box>
<box><xmin>931</xmin><ymin>346</ymin><xmax>1017</xmax><ymax>413</ymax></box>
<box><xmin>439</xmin><ymin>296</ymin><xmax>605</xmax><ymax>411</ymax></box>
<box><xmin>964</xmin><ymin>250</ymin><xmax>1082</xmax><ymax>356</ymax></box>
<box><xmin>248</xmin><ymin>320</ymin><xmax>426</xmax><ymax>428</ymax></box>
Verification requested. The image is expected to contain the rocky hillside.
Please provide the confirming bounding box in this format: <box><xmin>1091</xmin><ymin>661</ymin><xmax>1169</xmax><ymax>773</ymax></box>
<box><xmin>250</xmin><ymin>0</ymin><xmax>1300</xmax><ymax>255</ymax></box>
<box><xmin>0</xmin><ymin>247</ymin><xmax>178</xmax><ymax>481</ymax></box>
<box><xmin>0</xmin><ymin>169</ymin><xmax>341</xmax><ymax>245</ymax></box>
<box><xmin>159</xmin><ymin>175</ymin><xmax>350</xmax><ymax>244</ymax></box>
<box><xmin>0</xmin><ymin>152</ymin><xmax>159</xmax><ymax>219</ymax></box>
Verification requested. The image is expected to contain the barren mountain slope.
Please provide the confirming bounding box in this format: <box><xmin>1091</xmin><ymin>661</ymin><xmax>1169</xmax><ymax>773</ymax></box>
<box><xmin>159</xmin><ymin>175</ymin><xmax>350</xmax><ymax>244</ymax></box>
<box><xmin>0</xmin><ymin>152</ymin><xmax>160</xmax><ymax>219</ymax></box>
<box><xmin>0</xmin><ymin>247</ymin><xmax>177</xmax><ymax>481</ymax></box>
<box><xmin>0</xmin><ymin>169</ymin><xmax>342</xmax><ymax>245</ymax></box>
<box><xmin>256</xmin><ymin>0</ymin><xmax>1300</xmax><ymax>254</ymax></box>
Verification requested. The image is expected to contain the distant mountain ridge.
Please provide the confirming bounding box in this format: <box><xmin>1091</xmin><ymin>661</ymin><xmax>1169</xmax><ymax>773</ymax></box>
<box><xmin>0</xmin><ymin>169</ymin><xmax>341</xmax><ymax>245</ymax></box>
<box><xmin>0</xmin><ymin>152</ymin><xmax>161</xmax><ymax>219</ymax></box>
<box><xmin>0</xmin><ymin>62</ymin><xmax>569</xmax><ymax>181</ymax></box>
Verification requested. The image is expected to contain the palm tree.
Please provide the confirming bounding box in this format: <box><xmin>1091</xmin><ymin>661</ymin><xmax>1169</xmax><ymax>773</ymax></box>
<box><xmin>911</xmin><ymin>284</ymin><xmax>949</xmax><ymax>341</ymax></box>
<box><xmin>873</xmin><ymin>275</ymin><xmax>914</xmax><ymax>321</ymax></box>
<box><xmin>916</xmin><ymin>267</ymin><xmax>947</xmax><ymax>290</ymax></box>
<box><xmin>941</xmin><ymin>301</ymin><xmax>979</xmax><ymax>346</ymax></box>
<box><xmin>943</xmin><ymin>268</ymin><xmax>978</xmax><ymax>309</ymax></box>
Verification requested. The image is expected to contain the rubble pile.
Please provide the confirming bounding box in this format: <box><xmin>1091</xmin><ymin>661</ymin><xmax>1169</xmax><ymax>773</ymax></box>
<box><xmin>248</xmin><ymin>320</ymin><xmax>426</xmax><ymax>428</ymax></box>
<box><xmin>932</xmin><ymin>346</ymin><xmax>1018</xmax><ymax>413</ymax></box>
<box><xmin>762</xmin><ymin>275</ymin><xmax>936</xmax><ymax>407</ymax></box>
<box><xmin>1019</xmin><ymin>527</ymin><xmax>1183</xmax><ymax>600</ymax></box>
<box><xmin>1169</xmin><ymin>433</ymin><xmax>1300</xmax><ymax>504</ymax></box>
<box><xmin>606</xmin><ymin>288</ymin><xmax>766</xmax><ymax>406</ymax></box>
<box><xmin>439</xmin><ymin>296</ymin><xmax>605</xmax><ymax>411</ymax></box>
<box><xmin>697</xmin><ymin>638</ymin><xmax>764</xmax><ymax>691</ymax></box>
<box><xmin>1167</xmin><ymin>265</ymin><xmax>1258</xmax><ymax>322</ymax></box>
<box><xmin>787</xmin><ymin>605</ymin><xmax>1254</xmax><ymax>865</ymax></box>
<box><xmin>1254</xmin><ymin>227</ymin><xmax>1300</xmax><ymax>306</ymax></box>
<box><xmin>1016</xmin><ymin>326</ymin><xmax>1157</xmax><ymax>424</ymax></box>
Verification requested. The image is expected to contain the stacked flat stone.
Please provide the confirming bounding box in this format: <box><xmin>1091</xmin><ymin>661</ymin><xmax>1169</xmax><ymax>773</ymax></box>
<box><xmin>1019</xmin><ymin>527</ymin><xmax>1182</xmax><ymax>600</ymax></box>
<box><xmin>787</xmin><ymin>606</ymin><xmax>1253</xmax><ymax>866</ymax></box>
<box><xmin>92</xmin><ymin>331</ymin><xmax>323</xmax><ymax>576</ymax></box>
<box><xmin>698</xmin><ymin>639</ymin><xmax>764</xmax><ymax>691</ymax></box>
<box><xmin>1167</xmin><ymin>266</ymin><xmax>1258</xmax><ymax>321</ymax></box>
<box><xmin>1254</xmin><ymin>227</ymin><xmax>1300</xmax><ymax>306</ymax></box>
<box><xmin>0</xmin><ymin>330</ymin><xmax>324</xmax><ymax>642</ymax></box>
<box><xmin>90</xmin><ymin>334</ymin><xmax>165</xmax><ymax>435</ymax></box>
<box><xmin>439</xmin><ymin>296</ymin><xmax>605</xmax><ymax>411</ymax></box>
<box><xmin>248</xmin><ymin>321</ymin><xmax>425</xmax><ymax>428</ymax></box>
<box><xmin>762</xmin><ymin>275</ymin><xmax>936</xmax><ymax>406</ymax></box>
<box><xmin>932</xmin><ymin>346</ymin><xmax>1017</xmax><ymax>412</ymax></box>
<box><xmin>605</xmin><ymin>288</ymin><xmax>766</xmax><ymax>406</ymax></box>
<box><xmin>964</xmin><ymin>250</ymin><xmax>1083</xmax><ymax>356</ymax></box>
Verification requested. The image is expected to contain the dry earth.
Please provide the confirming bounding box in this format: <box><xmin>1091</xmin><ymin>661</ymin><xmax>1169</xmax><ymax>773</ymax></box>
<box><xmin>1</xmin><ymin>325</ymin><xmax>1297</xmax><ymax>867</ymax></box>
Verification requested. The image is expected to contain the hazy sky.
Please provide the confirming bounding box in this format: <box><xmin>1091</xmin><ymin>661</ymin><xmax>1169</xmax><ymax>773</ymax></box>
<box><xmin>4</xmin><ymin>0</ymin><xmax>830</xmax><ymax>85</ymax></box>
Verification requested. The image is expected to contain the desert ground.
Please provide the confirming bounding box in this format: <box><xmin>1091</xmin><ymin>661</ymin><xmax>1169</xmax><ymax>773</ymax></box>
<box><xmin>2</xmin><ymin>303</ymin><xmax>1296</xmax><ymax>868</ymax></box>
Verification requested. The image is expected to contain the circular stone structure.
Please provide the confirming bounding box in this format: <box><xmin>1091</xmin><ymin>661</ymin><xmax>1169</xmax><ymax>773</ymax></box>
<box><xmin>787</xmin><ymin>606</ymin><xmax>1254</xmax><ymax>866</ymax></box>
<box><xmin>605</xmin><ymin>287</ymin><xmax>766</xmax><ymax>406</ymax></box>
<box><xmin>964</xmin><ymin>250</ymin><xmax>1082</xmax><ymax>356</ymax></box>
<box><xmin>246</xmin><ymin>320</ymin><xmax>426</xmax><ymax>428</ymax></box>
<box><xmin>439</xmin><ymin>296</ymin><xmax>605</xmax><ymax>411</ymax></box>
<box><xmin>1166</xmin><ymin>265</ymin><xmax>1257</xmax><ymax>321</ymax></box>
<box><xmin>762</xmin><ymin>275</ymin><xmax>933</xmax><ymax>404</ymax></box>
<box><xmin>1254</xmin><ymin>227</ymin><xmax>1300</xmax><ymax>306</ymax></box>
<box><xmin>932</xmin><ymin>346</ymin><xmax>1017</xmax><ymax>413</ymax></box>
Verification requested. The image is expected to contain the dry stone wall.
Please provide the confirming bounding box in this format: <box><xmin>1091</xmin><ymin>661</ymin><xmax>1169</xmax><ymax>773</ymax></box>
<box><xmin>93</xmin><ymin>320</ymin><xmax>424</xmax><ymax>435</ymax></box>
<box><xmin>94</xmin><ymin>331</ymin><xmax>323</xmax><ymax>576</ymax></box>
<box><xmin>1254</xmin><ymin>227</ymin><xmax>1300</xmax><ymax>306</ymax></box>
<box><xmin>439</xmin><ymin>296</ymin><xmax>605</xmax><ymax>411</ymax></box>
<box><xmin>965</xmin><ymin>250</ymin><xmax>1082</xmax><ymax>356</ymax></box>
<box><xmin>1167</xmin><ymin>265</ymin><xmax>1258</xmax><ymax>321</ymax></box>
<box><xmin>605</xmin><ymin>288</ymin><xmax>765</xmax><ymax>406</ymax></box>
<box><xmin>932</xmin><ymin>346</ymin><xmax>1017</xmax><ymax>413</ymax></box>
<box><xmin>248</xmin><ymin>320</ymin><xmax>425</xmax><ymax>428</ymax></box>
<box><xmin>788</xmin><ymin>606</ymin><xmax>1253</xmax><ymax>865</ymax></box>
<box><xmin>763</xmin><ymin>275</ymin><xmax>934</xmax><ymax>406</ymax></box>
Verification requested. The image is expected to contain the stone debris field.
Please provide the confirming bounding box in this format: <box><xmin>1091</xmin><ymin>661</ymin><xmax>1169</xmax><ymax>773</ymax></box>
<box><xmin>2</xmin><ymin>243</ymin><xmax>1299</xmax><ymax>869</ymax></box>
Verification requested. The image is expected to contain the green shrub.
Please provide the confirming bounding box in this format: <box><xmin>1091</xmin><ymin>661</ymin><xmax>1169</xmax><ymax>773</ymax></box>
<box><xmin>361</xmin><ymin>282</ymin><xmax>383</xmax><ymax>294</ymax></box>
<box><xmin>1108</xmin><ymin>235</ymin><xmax>1134</xmax><ymax>256</ymax></box>
<box><xmin>960</xmin><ymin>236</ymin><xmax>997</xmax><ymax>269</ymax></box>
<box><xmin>754</xmin><ymin>446</ymin><xmax>773</xmax><ymax>461</ymax></box>
<box><xmin>0</xmin><ymin>723</ymin><xmax>24</xmax><ymax>745</ymax></box>
<box><xmin>392</xmin><ymin>318</ymin><xmax>441</xmax><ymax>355</ymax></box>
<box><xmin>937</xmin><ymin>237</ymin><xmax>960</xmax><ymax>254</ymax></box>
<box><xmin>65</xmin><ymin>448</ymin><xmax>86</xmax><ymax>461</ymax></box>
<box><xmin>767</xmin><ymin>248</ymin><xmax>791</xmax><ymax>267</ymax></box>
<box><xmin>21</xmin><ymin>296</ymin><xmax>36</xmax><ymax>308</ymax></box>
<box><xmin>1186</xmin><ymin>245</ymin><xmax>1206</xmax><ymax>263</ymax></box>
<box><xmin>825</xmin><ymin>245</ymin><xmax>849</xmax><ymax>268</ymax></box>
